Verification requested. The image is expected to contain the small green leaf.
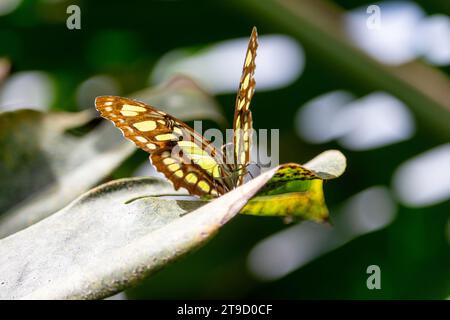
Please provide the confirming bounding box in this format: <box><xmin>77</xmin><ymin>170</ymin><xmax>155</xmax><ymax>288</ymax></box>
<box><xmin>240</xmin><ymin>150</ymin><xmax>346</xmax><ymax>222</ymax></box>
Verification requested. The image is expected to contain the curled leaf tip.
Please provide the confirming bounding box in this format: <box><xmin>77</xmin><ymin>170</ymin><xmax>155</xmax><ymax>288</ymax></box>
<box><xmin>303</xmin><ymin>149</ymin><xmax>346</xmax><ymax>180</ymax></box>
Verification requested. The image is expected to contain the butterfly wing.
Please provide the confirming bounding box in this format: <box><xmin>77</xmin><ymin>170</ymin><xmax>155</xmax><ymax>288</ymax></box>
<box><xmin>95</xmin><ymin>95</ymin><xmax>230</xmax><ymax>197</ymax></box>
<box><xmin>233</xmin><ymin>26</ymin><xmax>258</xmax><ymax>186</ymax></box>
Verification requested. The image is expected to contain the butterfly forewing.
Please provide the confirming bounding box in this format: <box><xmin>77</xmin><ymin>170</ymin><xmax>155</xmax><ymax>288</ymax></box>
<box><xmin>233</xmin><ymin>27</ymin><xmax>258</xmax><ymax>186</ymax></box>
<box><xmin>95</xmin><ymin>95</ymin><xmax>229</xmax><ymax>197</ymax></box>
<box><xmin>95</xmin><ymin>28</ymin><xmax>259</xmax><ymax>196</ymax></box>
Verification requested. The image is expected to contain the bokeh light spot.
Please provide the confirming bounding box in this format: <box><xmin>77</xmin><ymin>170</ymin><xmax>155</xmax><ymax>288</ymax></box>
<box><xmin>0</xmin><ymin>71</ymin><xmax>54</xmax><ymax>111</ymax></box>
<box><xmin>393</xmin><ymin>144</ymin><xmax>450</xmax><ymax>207</ymax></box>
<box><xmin>297</xmin><ymin>91</ymin><xmax>415</xmax><ymax>150</ymax></box>
<box><xmin>151</xmin><ymin>34</ymin><xmax>304</xmax><ymax>93</ymax></box>
<box><xmin>76</xmin><ymin>75</ymin><xmax>120</xmax><ymax>110</ymax></box>
<box><xmin>247</xmin><ymin>186</ymin><xmax>396</xmax><ymax>281</ymax></box>
<box><xmin>0</xmin><ymin>0</ymin><xmax>22</xmax><ymax>16</ymax></box>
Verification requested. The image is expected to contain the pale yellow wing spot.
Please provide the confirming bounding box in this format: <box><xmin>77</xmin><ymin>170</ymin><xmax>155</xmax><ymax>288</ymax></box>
<box><xmin>245</xmin><ymin>50</ymin><xmax>253</xmax><ymax>67</ymax></box>
<box><xmin>161</xmin><ymin>151</ymin><xmax>171</xmax><ymax>158</ymax></box>
<box><xmin>185</xmin><ymin>173</ymin><xmax>198</xmax><ymax>184</ymax></box>
<box><xmin>178</xmin><ymin>140</ymin><xmax>197</xmax><ymax>148</ymax></box>
<box><xmin>163</xmin><ymin>158</ymin><xmax>176</xmax><ymax>165</ymax></box>
<box><xmin>133</xmin><ymin>120</ymin><xmax>157</xmax><ymax>132</ymax></box>
<box><xmin>157</xmin><ymin>120</ymin><xmax>165</xmax><ymax>125</ymax></box>
<box><xmin>122</xmin><ymin>126</ymin><xmax>134</xmax><ymax>133</ymax></box>
<box><xmin>177</xmin><ymin>140</ymin><xmax>222</xmax><ymax>177</ymax></box>
<box><xmin>212</xmin><ymin>164</ymin><xmax>220</xmax><ymax>178</ymax></box>
<box><xmin>193</xmin><ymin>156</ymin><xmax>219</xmax><ymax>173</ymax></box>
<box><xmin>135</xmin><ymin>136</ymin><xmax>148</xmax><ymax>143</ymax></box>
<box><xmin>242</xmin><ymin>73</ymin><xmax>250</xmax><ymax>90</ymax></box>
<box><xmin>121</xmin><ymin>104</ymin><xmax>146</xmax><ymax>112</ymax></box>
<box><xmin>155</xmin><ymin>133</ymin><xmax>178</xmax><ymax>141</ymax></box>
<box><xmin>120</xmin><ymin>110</ymin><xmax>138</xmax><ymax>117</ymax></box>
<box><xmin>247</xmin><ymin>87</ymin><xmax>253</xmax><ymax>99</ymax></box>
<box><xmin>168</xmin><ymin>163</ymin><xmax>181</xmax><ymax>172</ymax></box>
<box><xmin>192</xmin><ymin>161</ymin><xmax>221</xmax><ymax>178</ymax></box>
<box><xmin>146</xmin><ymin>143</ymin><xmax>157</xmax><ymax>150</ymax></box>
<box><xmin>178</xmin><ymin>140</ymin><xmax>209</xmax><ymax>156</ymax></box>
<box><xmin>173</xmin><ymin>170</ymin><xmax>184</xmax><ymax>178</ymax></box>
<box><xmin>198</xmin><ymin>180</ymin><xmax>211</xmax><ymax>193</ymax></box>
<box><xmin>178</xmin><ymin>140</ymin><xmax>206</xmax><ymax>149</ymax></box>
<box><xmin>238</xmin><ymin>98</ymin><xmax>245</xmax><ymax>110</ymax></box>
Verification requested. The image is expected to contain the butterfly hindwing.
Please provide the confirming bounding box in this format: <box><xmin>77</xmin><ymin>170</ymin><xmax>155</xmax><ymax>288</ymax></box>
<box><xmin>233</xmin><ymin>27</ymin><xmax>258</xmax><ymax>186</ymax></box>
<box><xmin>95</xmin><ymin>95</ymin><xmax>229</xmax><ymax>197</ymax></box>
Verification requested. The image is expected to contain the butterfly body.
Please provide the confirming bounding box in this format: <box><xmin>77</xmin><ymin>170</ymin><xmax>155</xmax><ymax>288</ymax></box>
<box><xmin>96</xmin><ymin>27</ymin><xmax>258</xmax><ymax>198</ymax></box>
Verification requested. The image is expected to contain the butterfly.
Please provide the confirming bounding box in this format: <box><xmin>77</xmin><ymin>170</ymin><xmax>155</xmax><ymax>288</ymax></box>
<box><xmin>95</xmin><ymin>27</ymin><xmax>258</xmax><ymax>198</ymax></box>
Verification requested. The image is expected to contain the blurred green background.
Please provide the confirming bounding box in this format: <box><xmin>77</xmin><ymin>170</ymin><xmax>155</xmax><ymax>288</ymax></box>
<box><xmin>0</xmin><ymin>0</ymin><xmax>449</xmax><ymax>299</ymax></box>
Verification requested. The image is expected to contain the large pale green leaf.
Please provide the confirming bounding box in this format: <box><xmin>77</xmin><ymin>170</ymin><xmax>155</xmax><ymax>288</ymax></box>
<box><xmin>0</xmin><ymin>169</ymin><xmax>277</xmax><ymax>300</ymax></box>
<box><xmin>0</xmin><ymin>150</ymin><xmax>344</xmax><ymax>299</ymax></box>
<box><xmin>0</xmin><ymin>75</ymin><xmax>225</xmax><ymax>238</ymax></box>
